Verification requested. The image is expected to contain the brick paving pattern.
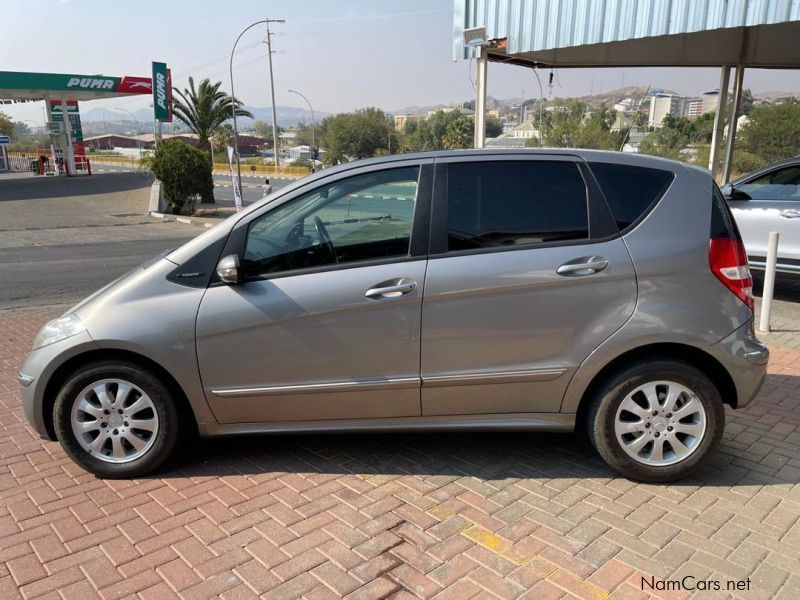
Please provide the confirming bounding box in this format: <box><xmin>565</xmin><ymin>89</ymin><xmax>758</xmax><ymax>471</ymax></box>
<box><xmin>1</xmin><ymin>306</ymin><xmax>799</xmax><ymax>599</ymax></box>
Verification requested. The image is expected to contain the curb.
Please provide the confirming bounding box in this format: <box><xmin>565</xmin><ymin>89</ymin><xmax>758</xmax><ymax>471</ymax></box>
<box><xmin>149</xmin><ymin>212</ymin><xmax>216</xmax><ymax>228</ymax></box>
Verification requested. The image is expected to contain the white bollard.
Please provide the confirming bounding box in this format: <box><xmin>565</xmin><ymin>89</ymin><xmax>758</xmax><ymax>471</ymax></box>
<box><xmin>757</xmin><ymin>231</ymin><xmax>780</xmax><ymax>333</ymax></box>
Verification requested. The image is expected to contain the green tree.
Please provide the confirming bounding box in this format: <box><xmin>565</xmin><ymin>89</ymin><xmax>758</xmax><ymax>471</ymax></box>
<box><xmin>253</xmin><ymin>120</ymin><xmax>282</xmax><ymax>144</ymax></box>
<box><xmin>739</xmin><ymin>100</ymin><xmax>800</xmax><ymax>166</ymax></box>
<box><xmin>442</xmin><ymin>116</ymin><xmax>473</xmax><ymax>149</ymax></box>
<box><xmin>12</xmin><ymin>121</ymin><xmax>30</xmax><ymax>138</ymax></box>
<box><xmin>322</xmin><ymin>107</ymin><xmax>391</xmax><ymax>164</ymax></box>
<box><xmin>210</xmin><ymin>124</ymin><xmax>234</xmax><ymax>154</ymax></box>
<box><xmin>145</xmin><ymin>138</ymin><xmax>214</xmax><ymax>212</ymax></box>
<box><xmin>637</xmin><ymin>127</ymin><xmax>690</xmax><ymax>160</ymax></box>
<box><xmin>292</xmin><ymin>122</ymin><xmax>317</xmax><ymax>148</ymax></box>
<box><xmin>172</xmin><ymin>77</ymin><xmax>252</xmax><ymax>152</ymax></box>
<box><xmin>485</xmin><ymin>115</ymin><xmax>503</xmax><ymax>138</ymax></box>
<box><xmin>402</xmin><ymin>110</ymin><xmax>474</xmax><ymax>152</ymax></box>
<box><xmin>542</xmin><ymin>100</ymin><xmax>623</xmax><ymax>150</ymax></box>
<box><xmin>638</xmin><ymin>112</ymin><xmax>716</xmax><ymax>161</ymax></box>
<box><xmin>0</xmin><ymin>112</ymin><xmax>13</xmax><ymax>137</ymax></box>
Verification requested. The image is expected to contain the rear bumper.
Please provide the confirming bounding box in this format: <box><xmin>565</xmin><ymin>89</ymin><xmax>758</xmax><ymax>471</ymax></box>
<box><xmin>706</xmin><ymin>321</ymin><xmax>768</xmax><ymax>409</ymax></box>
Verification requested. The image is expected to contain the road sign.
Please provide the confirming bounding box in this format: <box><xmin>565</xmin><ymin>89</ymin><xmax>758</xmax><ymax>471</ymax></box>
<box><xmin>0</xmin><ymin>135</ymin><xmax>10</xmax><ymax>145</ymax></box>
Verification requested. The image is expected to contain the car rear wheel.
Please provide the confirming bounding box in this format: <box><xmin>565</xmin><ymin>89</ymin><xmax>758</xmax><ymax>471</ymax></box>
<box><xmin>54</xmin><ymin>361</ymin><xmax>182</xmax><ymax>478</ymax></box>
<box><xmin>587</xmin><ymin>359</ymin><xmax>725</xmax><ymax>482</ymax></box>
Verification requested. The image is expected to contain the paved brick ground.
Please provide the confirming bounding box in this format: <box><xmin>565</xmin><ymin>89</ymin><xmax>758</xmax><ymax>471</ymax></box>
<box><xmin>1</xmin><ymin>307</ymin><xmax>799</xmax><ymax>600</ymax></box>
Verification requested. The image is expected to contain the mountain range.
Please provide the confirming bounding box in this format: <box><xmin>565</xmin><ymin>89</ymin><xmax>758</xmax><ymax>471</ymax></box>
<box><xmin>80</xmin><ymin>105</ymin><xmax>327</xmax><ymax>128</ymax></box>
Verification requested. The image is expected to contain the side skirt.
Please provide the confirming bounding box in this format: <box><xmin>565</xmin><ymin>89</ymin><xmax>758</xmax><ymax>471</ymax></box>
<box><xmin>198</xmin><ymin>413</ymin><xmax>576</xmax><ymax>438</ymax></box>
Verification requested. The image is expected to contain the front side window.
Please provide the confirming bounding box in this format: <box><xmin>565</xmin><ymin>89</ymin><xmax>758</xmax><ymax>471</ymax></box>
<box><xmin>244</xmin><ymin>166</ymin><xmax>419</xmax><ymax>277</ymax></box>
<box><xmin>737</xmin><ymin>166</ymin><xmax>800</xmax><ymax>201</ymax></box>
<box><xmin>446</xmin><ymin>161</ymin><xmax>589</xmax><ymax>251</ymax></box>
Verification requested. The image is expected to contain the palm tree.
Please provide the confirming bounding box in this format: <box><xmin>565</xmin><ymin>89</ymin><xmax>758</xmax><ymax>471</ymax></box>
<box><xmin>442</xmin><ymin>116</ymin><xmax>473</xmax><ymax>149</ymax></box>
<box><xmin>172</xmin><ymin>77</ymin><xmax>252</xmax><ymax>152</ymax></box>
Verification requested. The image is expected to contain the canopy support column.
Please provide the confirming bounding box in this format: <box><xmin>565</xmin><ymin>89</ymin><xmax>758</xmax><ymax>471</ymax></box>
<box><xmin>474</xmin><ymin>46</ymin><xmax>488</xmax><ymax>148</ymax></box>
<box><xmin>60</xmin><ymin>95</ymin><xmax>76</xmax><ymax>177</ymax></box>
<box><xmin>708</xmin><ymin>66</ymin><xmax>730</xmax><ymax>181</ymax></box>
<box><xmin>722</xmin><ymin>64</ymin><xmax>745</xmax><ymax>184</ymax></box>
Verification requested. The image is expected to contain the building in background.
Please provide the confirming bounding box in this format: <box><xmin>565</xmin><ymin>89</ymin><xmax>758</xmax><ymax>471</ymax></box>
<box><xmin>685</xmin><ymin>98</ymin><xmax>703</xmax><ymax>119</ymax></box>
<box><xmin>648</xmin><ymin>93</ymin><xmax>686</xmax><ymax>127</ymax></box>
<box><xmin>393</xmin><ymin>114</ymin><xmax>421</xmax><ymax>132</ymax></box>
<box><xmin>701</xmin><ymin>90</ymin><xmax>720</xmax><ymax>114</ymax></box>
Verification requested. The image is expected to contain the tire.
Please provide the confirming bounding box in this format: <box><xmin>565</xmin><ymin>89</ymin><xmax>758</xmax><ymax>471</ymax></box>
<box><xmin>587</xmin><ymin>359</ymin><xmax>725</xmax><ymax>483</ymax></box>
<box><xmin>54</xmin><ymin>361</ymin><xmax>183</xmax><ymax>478</ymax></box>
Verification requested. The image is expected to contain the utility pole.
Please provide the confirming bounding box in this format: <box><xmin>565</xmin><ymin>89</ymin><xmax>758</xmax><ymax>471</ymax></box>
<box><xmin>265</xmin><ymin>21</ymin><xmax>281</xmax><ymax>167</ymax></box>
<box><xmin>230</xmin><ymin>19</ymin><xmax>283</xmax><ymax>200</ymax></box>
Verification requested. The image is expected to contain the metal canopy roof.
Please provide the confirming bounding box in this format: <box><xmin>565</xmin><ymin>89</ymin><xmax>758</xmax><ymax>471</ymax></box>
<box><xmin>0</xmin><ymin>71</ymin><xmax>152</xmax><ymax>103</ymax></box>
<box><xmin>454</xmin><ymin>0</ymin><xmax>800</xmax><ymax>68</ymax></box>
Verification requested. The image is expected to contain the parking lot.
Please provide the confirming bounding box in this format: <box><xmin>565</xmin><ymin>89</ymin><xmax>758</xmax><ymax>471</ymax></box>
<box><xmin>1</xmin><ymin>172</ymin><xmax>800</xmax><ymax>599</ymax></box>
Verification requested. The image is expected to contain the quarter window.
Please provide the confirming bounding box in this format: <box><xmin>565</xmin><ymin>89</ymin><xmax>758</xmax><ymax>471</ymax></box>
<box><xmin>244</xmin><ymin>167</ymin><xmax>419</xmax><ymax>276</ymax></box>
<box><xmin>589</xmin><ymin>162</ymin><xmax>673</xmax><ymax>232</ymax></box>
<box><xmin>446</xmin><ymin>161</ymin><xmax>589</xmax><ymax>251</ymax></box>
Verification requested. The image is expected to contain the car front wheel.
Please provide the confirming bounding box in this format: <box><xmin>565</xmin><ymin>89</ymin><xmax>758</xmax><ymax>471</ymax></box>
<box><xmin>587</xmin><ymin>360</ymin><xmax>725</xmax><ymax>483</ymax></box>
<box><xmin>54</xmin><ymin>361</ymin><xmax>183</xmax><ymax>478</ymax></box>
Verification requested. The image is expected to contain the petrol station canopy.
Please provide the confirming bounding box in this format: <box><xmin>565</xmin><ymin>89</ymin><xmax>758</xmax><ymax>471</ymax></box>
<box><xmin>453</xmin><ymin>0</ymin><xmax>800</xmax><ymax>184</ymax></box>
<box><xmin>0</xmin><ymin>70</ymin><xmax>152</xmax><ymax>103</ymax></box>
<box><xmin>453</xmin><ymin>0</ymin><xmax>800</xmax><ymax>69</ymax></box>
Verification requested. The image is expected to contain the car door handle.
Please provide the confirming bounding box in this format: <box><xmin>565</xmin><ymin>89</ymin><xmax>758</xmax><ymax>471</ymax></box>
<box><xmin>780</xmin><ymin>209</ymin><xmax>800</xmax><ymax>218</ymax></box>
<box><xmin>556</xmin><ymin>256</ymin><xmax>609</xmax><ymax>276</ymax></box>
<box><xmin>365</xmin><ymin>278</ymin><xmax>417</xmax><ymax>299</ymax></box>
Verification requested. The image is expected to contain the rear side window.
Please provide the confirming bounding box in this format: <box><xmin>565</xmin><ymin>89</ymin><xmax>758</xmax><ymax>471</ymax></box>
<box><xmin>446</xmin><ymin>161</ymin><xmax>589</xmax><ymax>251</ymax></box>
<box><xmin>711</xmin><ymin>185</ymin><xmax>743</xmax><ymax>241</ymax></box>
<box><xmin>589</xmin><ymin>163</ymin><xmax>673</xmax><ymax>232</ymax></box>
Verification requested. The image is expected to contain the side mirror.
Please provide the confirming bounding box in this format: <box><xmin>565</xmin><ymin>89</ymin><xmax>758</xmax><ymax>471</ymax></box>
<box><xmin>216</xmin><ymin>254</ymin><xmax>241</xmax><ymax>284</ymax></box>
<box><xmin>722</xmin><ymin>184</ymin><xmax>751</xmax><ymax>201</ymax></box>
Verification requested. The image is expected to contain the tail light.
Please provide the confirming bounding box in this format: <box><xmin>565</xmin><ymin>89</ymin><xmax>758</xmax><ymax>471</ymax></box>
<box><xmin>709</xmin><ymin>238</ymin><xmax>754</xmax><ymax>310</ymax></box>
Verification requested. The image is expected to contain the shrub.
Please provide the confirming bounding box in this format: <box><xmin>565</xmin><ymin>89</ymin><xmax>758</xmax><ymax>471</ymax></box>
<box><xmin>145</xmin><ymin>138</ymin><xmax>214</xmax><ymax>213</ymax></box>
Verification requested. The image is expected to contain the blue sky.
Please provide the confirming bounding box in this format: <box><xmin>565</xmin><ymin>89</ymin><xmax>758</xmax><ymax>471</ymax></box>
<box><xmin>1</xmin><ymin>0</ymin><xmax>798</xmax><ymax>124</ymax></box>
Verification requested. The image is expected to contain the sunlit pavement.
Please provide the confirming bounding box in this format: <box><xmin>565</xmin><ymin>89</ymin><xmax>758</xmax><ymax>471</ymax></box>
<box><xmin>1</xmin><ymin>302</ymin><xmax>799</xmax><ymax>599</ymax></box>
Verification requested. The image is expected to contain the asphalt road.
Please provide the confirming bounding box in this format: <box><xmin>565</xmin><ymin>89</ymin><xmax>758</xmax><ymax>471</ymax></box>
<box><xmin>0</xmin><ymin>237</ymin><xmax>193</xmax><ymax>310</ymax></box>
<box><xmin>0</xmin><ymin>172</ymin><xmax>196</xmax><ymax>310</ymax></box>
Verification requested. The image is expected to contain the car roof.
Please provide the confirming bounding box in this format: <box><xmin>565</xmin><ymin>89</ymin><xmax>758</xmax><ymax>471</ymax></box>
<box><xmin>316</xmin><ymin>148</ymin><xmax>688</xmax><ymax>175</ymax></box>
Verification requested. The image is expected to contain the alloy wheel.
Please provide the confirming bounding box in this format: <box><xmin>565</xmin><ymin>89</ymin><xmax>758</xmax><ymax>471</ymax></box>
<box><xmin>614</xmin><ymin>380</ymin><xmax>707</xmax><ymax>466</ymax></box>
<box><xmin>70</xmin><ymin>378</ymin><xmax>159</xmax><ymax>463</ymax></box>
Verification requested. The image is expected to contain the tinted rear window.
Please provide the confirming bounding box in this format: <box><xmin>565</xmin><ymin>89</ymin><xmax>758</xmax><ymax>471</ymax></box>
<box><xmin>589</xmin><ymin>163</ymin><xmax>673</xmax><ymax>232</ymax></box>
<box><xmin>711</xmin><ymin>185</ymin><xmax>742</xmax><ymax>241</ymax></box>
<box><xmin>446</xmin><ymin>161</ymin><xmax>589</xmax><ymax>250</ymax></box>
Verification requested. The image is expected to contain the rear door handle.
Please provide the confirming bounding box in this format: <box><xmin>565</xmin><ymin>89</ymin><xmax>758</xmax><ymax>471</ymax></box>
<box><xmin>365</xmin><ymin>278</ymin><xmax>417</xmax><ymax>299</ymax></box>
<box><xmin>556</xmin><ymin>256</ymin><xmax>609</xmax><ymax>276</ymax></box>
<box><xmin>780</xmin><ymin>209</ymin><xmax>800</xmax><ymax>219</ymax></box>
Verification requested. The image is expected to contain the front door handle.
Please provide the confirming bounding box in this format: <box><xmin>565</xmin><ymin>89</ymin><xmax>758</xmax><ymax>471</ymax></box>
<box><xmin>365</xmin><ymin>278</ymin><xmax>417</xmax><ymax>299</ymax></box>
<box><xmin>556</xmin><ymin>256</ymin><xmax>609</xmax><ymax>276</ymax></box>
<box><xmin>780</xmin><ymin>209</ymin><xmax>800</xmax><ymax>219</ymax></box>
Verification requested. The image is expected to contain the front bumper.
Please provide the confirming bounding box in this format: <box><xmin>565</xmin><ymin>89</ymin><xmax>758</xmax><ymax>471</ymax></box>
<box><xmin>706</xmin><ymin>320</ymin><xmax>768</xmax><ymax>409</ymax></box>
<box><xmin>18</xmin><ymin>331</ymin><xmax>98</xmax><ymax>440</ymax></box>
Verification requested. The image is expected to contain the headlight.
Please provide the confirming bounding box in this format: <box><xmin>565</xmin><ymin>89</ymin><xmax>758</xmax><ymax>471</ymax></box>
<box><xmin>32</xmin><ymin>314</ymin><xmax>86</xmax><ymax>350</ymax></box>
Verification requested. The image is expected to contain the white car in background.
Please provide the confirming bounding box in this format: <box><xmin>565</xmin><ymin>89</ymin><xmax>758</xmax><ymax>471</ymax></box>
<box><xmin>723</xmin><ymin>157</ymin><xmax>800</xmax><ymax>275</ymax></box>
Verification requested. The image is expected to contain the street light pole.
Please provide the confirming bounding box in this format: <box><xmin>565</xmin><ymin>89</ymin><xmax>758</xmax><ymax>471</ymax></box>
<box><xmin>264</xmin><ymin>20</ymin><xmax>285</xmax><ymax>168</ymax></box>
<box><xmin>229</xmin><ymin>19</ymin><xmax>282</xmax><ymax>198</ymax></box>
<box><xmin>288</xmin><ymin>89</ymin><xmax>315</xmax><ymax>166</ymax></box>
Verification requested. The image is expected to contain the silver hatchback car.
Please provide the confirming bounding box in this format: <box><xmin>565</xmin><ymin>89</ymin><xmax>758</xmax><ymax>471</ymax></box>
<box><xmin>19</xmin><ymin>149</ymin><xmax>768</xmax><ymax>482</ymax></box>
<box><xmin>722</xmin><ymin>156</ymin><xmax>800</xmax><ymax>274</ymax></box>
